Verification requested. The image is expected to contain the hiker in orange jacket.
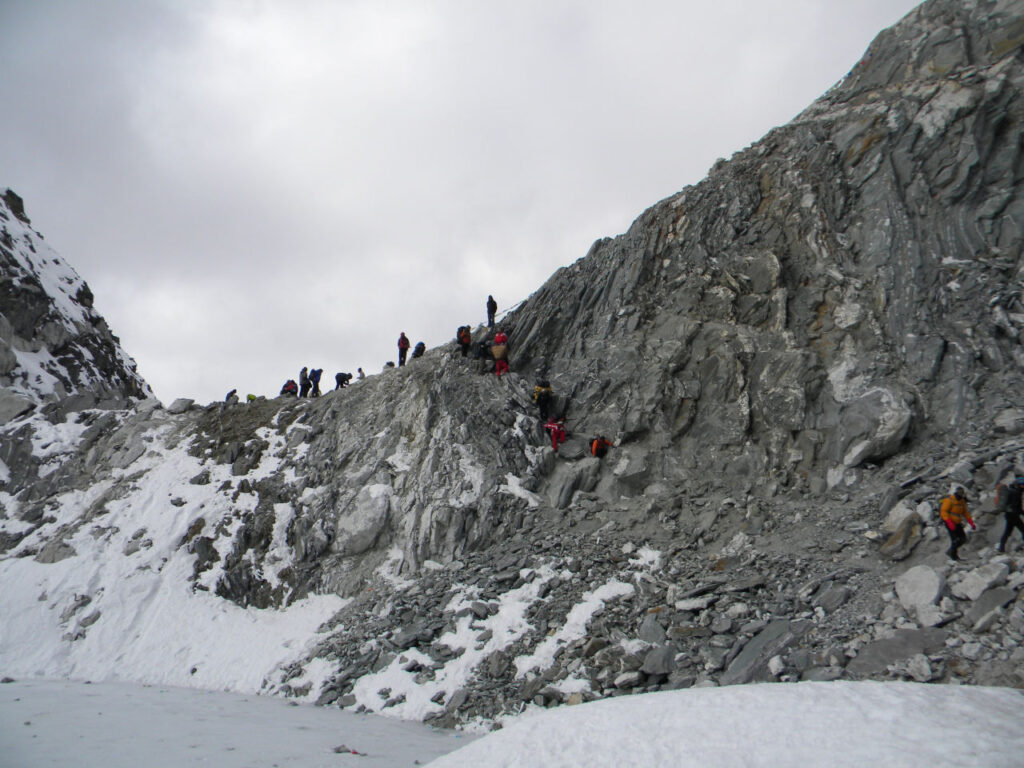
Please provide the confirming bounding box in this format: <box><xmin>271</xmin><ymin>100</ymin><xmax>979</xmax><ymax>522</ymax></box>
<box><xmin>940</xmin><ymin>486</ymin><xmax>975</xmax><ymax>561</ymax></box>
<box><xmin>591</xmin><ymin>435</ymin><xmax>613</xmax><ymax>458</ymax></box>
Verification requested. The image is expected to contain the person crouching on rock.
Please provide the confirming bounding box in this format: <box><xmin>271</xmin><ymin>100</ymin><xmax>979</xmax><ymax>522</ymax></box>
<box><xmin>940</xmin><ymin>485</ymin><xmax>975</xmax><ymax>561</ymax></box>
<box><xmin>591</xmin><ymin>435</ymin><xmax>613</xmax><ymax>458</ymax></box>
<box><xmin>544</xmin><ymin>416</ymin><xmax>566</xmax><ymax>452</ymax></box>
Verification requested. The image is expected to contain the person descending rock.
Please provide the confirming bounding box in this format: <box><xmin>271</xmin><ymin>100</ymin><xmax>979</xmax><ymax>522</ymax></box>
<box><xmin>357</xmin><ymin>367</ymin><xmax>365</xmax><ymax>380</ymax></box>
<box><xmin>940</xmin><ymin>485</ymin><xmax>975</xmax><ymax>561</ymax></box>
<box><xmin>397</xmin><ymin>332</ymin><xmax>410</xmax><ymax>366</ymax></box>
<box><xmin>299</xmin><ymin>367</ymin><xmax>311</xmax><ymax>398</ymax></box>
<box><xmin>457</xmin><ymin>325</ymin><xmax>472</xmax><ymax>357</ymax></box>
<box><xmin>412</xmin><ymin>341</ymin><xmax>426</xmax><ymax>359</ymax></box>
<box><xmin>533</xmin><ymin>380</ymin><xmax>553</xmax><ymax>420</ymax></box>
<box><xmin>544</xmin><ymin>415</ymin><xmax>567</xmax><ymax>452</ymax></box>
<box><xmin>997</xmin><ymin>477</ymin><xmax>1024</xmax><ymax>553</ymax></box>
<box><xmin>225</xmin><ymin>388</ymin><xmax>238</xmax><ymax>404</ymax></box>
<box><xmin>309</xmin><ymin>368</ymin><xmax>323</xmax><ymax>397</ymax></box>
<box><xmin>280</xmin><ymin>379</ymin><xmax>298</xmax><ymax>397</ymax></box>
<box><xmin>486</xmin><ymin>295</ymin><xmax>498</xmax><ymax>328</ymax></box>
<box><xmin>492</xmin><ymin>329</ymin><xmax>509</xmax><ymax>377</ymax></box>
<box><xmin>591</xmin><ymin>435</ymin><xmax>613</xmax><ymax>458</ymax></box>
<box><xmin>335</xmin><ymin>372</ymin><xmax>353</xmax><ymax>389</ymax></box>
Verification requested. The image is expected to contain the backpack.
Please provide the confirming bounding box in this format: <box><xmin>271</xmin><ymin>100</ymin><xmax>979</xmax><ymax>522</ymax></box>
<box><xmin>996</xmin><ymin>483</ymin><xmax>1010</xmax><ymax>512</ymax></box>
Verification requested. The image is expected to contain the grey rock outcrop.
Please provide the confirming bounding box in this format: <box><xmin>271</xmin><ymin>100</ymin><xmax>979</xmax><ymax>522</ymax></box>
<box><xmin>506</xmin><ymin>0</ymin><xmax>1024</xmax><ymax>498</ymax></box>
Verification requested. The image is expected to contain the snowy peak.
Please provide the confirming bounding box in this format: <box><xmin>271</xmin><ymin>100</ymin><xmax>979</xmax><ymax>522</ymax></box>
<box><xmin>0</xmin><ymin>188</ymin><xmax>151</xmax><ymax>422</ymax></box>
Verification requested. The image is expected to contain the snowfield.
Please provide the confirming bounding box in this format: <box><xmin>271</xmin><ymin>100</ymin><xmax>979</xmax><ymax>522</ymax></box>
<box><xmin>3</xmin><ymin>678</ymin><xmax>1022</xmax><ymax>767</ymax></box>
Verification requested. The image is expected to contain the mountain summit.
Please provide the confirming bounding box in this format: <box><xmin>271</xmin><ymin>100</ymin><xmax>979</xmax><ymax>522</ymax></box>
<box><xmin>0</xmin><ymin>190</ymin><xmax>149</xmax><ymax>419</ymax></box>
<box><xmin>2</xmin><ymin>0</ymin><xmax>1024</xmax><ymax>727</ymax></box>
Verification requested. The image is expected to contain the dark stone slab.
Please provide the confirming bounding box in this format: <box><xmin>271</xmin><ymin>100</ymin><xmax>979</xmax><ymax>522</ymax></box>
<box><xmin>846</xmin><ymin>628</ymin><xmax>948</xmax><ymax>677</ymax></box>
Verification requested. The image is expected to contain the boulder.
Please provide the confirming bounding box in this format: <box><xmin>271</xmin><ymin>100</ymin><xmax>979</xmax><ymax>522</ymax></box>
<box><xmin>846</xmin><ymin>628</ymin><xmax>947</xmax><ymax>677</ymax></box>
<box><xmin>613</xmin><ymin>671</ymin><xmax>641</xmax><ymax>689</ymax></box>
<box><xmin>815</xmin><ymin>585</ymin><xmax>851</xmax><ymax>613</ymax></box>
<box><xmin>878</xmin><ymin>515</ymin><xmax>922</xmax><ymax>561</ymax></box>
<box><xmin>638</xmin><ymin>614</ymin><xmax>667</xmax><ymax>644</ymax></box>
<box><xmin>837</xmin><ymin>388</ymin><xmax>912</xmax><ymax>468</ymax></box>
<box><xmin>0</xmin><ymin>389</ymin><xmax>35</xmax><ymax>424</ymax></box>
<box><xmin>895</xmin><ymin>565</ymin><xmax>945</xmax><ymax>611</ymax></box>
<box><xmin>167</xmin><ymin>398</ymin><xmax>194</xmax><ymax>414</ymax></box>
<box><xmin>720</xmin><ymin>620</ymin><xmax>809</xmax><ymax>685</ymax></box>
<box><xmin>994</xmin><ymin>409</ymin><xmax>1024</xmax><ymax>435</ymax></box>
<box><xmin>880</xmin><ymin>501</ymin><xmax>919</xmax><ymax>534</ymax></box>
<box><xmin>641</xmin><ymin>645</ymin><xmax>677</xmax><ymax>676</ymax></box>
<box><xmin>966</xmin><ymin>587</ymin><xmax>1017</xmax><ymax>627</ymax></box>
<box><xmin>951</xmin><ymin>563</ymin><xmax>1010</xmax><ymax>601</ymax></box>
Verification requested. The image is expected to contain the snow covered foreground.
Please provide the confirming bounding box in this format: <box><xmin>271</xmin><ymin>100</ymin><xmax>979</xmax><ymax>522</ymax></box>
<box><xmin>430</xmin><ymin>681</ymin><xmax>1024</xmax><ymax>767</ymax></box>
<box><xmin>3</xmin><ymin>679</ymin><xmax>1022</xmax><ymax>767</ymax></box>
<box><xmin>0</xmin><ymin>679</ymin><xmax>472</xmax><ymax>768</ymax></box>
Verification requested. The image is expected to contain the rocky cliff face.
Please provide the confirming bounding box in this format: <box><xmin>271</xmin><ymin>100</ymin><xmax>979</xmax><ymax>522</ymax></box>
<box><xmin>0</xmin><ymin>189</ymin><xmax>151</xmax><ymax>503</ymax></box>
<box><xmin>3</xmin><ymin>0</ymin><xmax>1024</xmax><ymax>728</ymax></box>
<box><xmin>510</xmin><ymin>0</ymin><xmax>1024</xmax><ymax>498</ymax></box>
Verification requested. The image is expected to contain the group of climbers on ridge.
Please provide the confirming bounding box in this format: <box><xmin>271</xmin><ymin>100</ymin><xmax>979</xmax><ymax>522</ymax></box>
<box><xmin>236</xmin><ymin>293</ymin><xmax>616</xmax><ymax>461</ymax></box>
<box><xmin>270</xmin><ymin>295</ymin><xmax>501</xmax><ymax>398</ymax></box>
<box><xmin>279</xmin><ymin>367</ymin><xmax>362</xmax><ymax>398</ymax></box>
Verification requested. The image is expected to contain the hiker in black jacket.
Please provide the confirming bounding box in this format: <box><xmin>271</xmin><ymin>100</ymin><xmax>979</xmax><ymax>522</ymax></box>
<box><xmin>309</xmin><ymin>368</ymin><xmax>323</xmax><ymax>397</ymax></box>
<box><xmin>486</xmin><ymin>295</ymin><xmax>497</xmax><ymax>328</ymax></box>
<box><xmin>998</xmin><ymin>477</ymin><xmax>1024</xmax><ymax>552</ymax></box>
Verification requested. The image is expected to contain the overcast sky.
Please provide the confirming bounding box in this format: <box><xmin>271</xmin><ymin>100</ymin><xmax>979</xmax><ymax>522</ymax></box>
<box><xmin>0</xmin><ymin>0</ymin><xmax>922</xmax><ymax>405</ymax></box>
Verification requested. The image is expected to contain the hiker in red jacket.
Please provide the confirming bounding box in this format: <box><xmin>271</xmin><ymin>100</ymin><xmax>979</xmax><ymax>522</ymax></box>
<box><xmin>544</xmin><ymin>416</ymin><xmax>566</xmax><ymax>452</ymax></box>
<box><xmin>492</xmin><ymin>329</ymin><xmax>509</xmax><ymax>377</ymax></box>
<box><xmin>397</xmin><ymin>332</ymin><xmax>410</xmax><ymax>366</ymax></box>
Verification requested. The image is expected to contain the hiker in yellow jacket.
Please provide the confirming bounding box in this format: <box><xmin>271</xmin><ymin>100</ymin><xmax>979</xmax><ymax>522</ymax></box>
<box><xmin>940</xmin><ymin>486</ymin><xmax>976</xmax><ymax>561</ymax></box>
